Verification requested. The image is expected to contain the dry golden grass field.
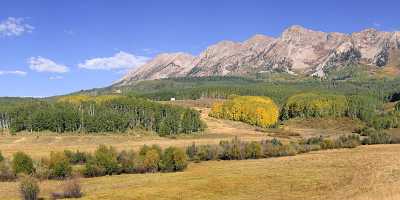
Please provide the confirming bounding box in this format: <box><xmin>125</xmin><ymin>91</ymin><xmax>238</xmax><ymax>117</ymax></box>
<box><xmin>1</xmin><ymin>145</ymin><xmax>400</xmax><ymax>200</ymax></box>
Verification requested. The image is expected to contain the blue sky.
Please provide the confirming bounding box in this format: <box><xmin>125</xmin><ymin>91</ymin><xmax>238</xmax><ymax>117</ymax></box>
<box><xmin>0</xmin><ymin>0</ymin><xmax>399</xmax><ymax>97</ymax></box>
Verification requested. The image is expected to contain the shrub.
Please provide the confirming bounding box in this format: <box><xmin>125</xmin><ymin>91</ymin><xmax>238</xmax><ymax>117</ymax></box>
<box><xmin>12</xmin><ymin>152</ymin><xmax>34</xmax><ymax>175</ymax></box>
<box><xmin>362</xmin><ymin>131</ymin><xmax>391</xmax><ymax>145</ymax></box>
<box><xmin>356</xmin><ymin>127</ymin><xmax>376</xmax><ymax>136</ymax></box>
<box><xmin>117</xmin><ymin>150</ymin><xmax>137</xmax><ymax>173</ymax></box>
<box><xmin>160</xmin><ymin>147</ymin><xmax>188</xmax><ymax>172</ymax></box>
<box><xmin>51</xmin><ymin>177</ymin><xmax>83</xmax><ymax>199</ymax></box>
<box><xmin>219</xmin><ymin>140</ymin><xmax>232</xmax><ymax>160</ymax></box>
<box><xmin>142</xmin><ymin>149</ymin><xmax>160</xmax><ymax>173</ymax></box>
<box><xmin>19</xmin><ymin>175</ymin><xmax>40</xmax><ymax>200</ymax></box>
<box><xmin>321</xmin><ymin>139</ymin><xmax>336</xmax><ymax>149</ymax></box>
<box><xmin>32</xmin><ymin>159</ymin><xmax>50</xmax><ymax>180</ymax></box>
<box><xmin>196</xmin><ymin>145</ymin><xmax>220</xmax><ymax>161</ymax></box>
<box><xmin>335</xmin><ymin>134</ymin><xmax>360</xmax><ymax>148</ymax></box>
<box><xmin>83</xmin><ymin>160</ymin><xmax>105</xmax><ymax>177</ymax></box>
<box><xmin>261</xmin><ymin>138</ymin><xmax>298</xmax><ymax>157</ymax></box>
<box><xmin>219</xmin><ymin>137</ymin><xmax>245</xmax><ymax>160</ymax></box>
<box><xmin>262</xmin><ymin>139</ymin><xmax>283</xmax><ymax>157</ymax></box>
<box><xmin>138</xmin><ymin>145</ymin><xmax>151</xmax><ymax>156</ymax></box>
<box><xmin>0</xmin><ymin>160</ymin><xmax>17</xmax><ymax>181</ymax></box>
<box><xmin>244</xmin><ymin>141</ymin><xmax>262</xmax><ymax>159</ymax></box>
<box><xmin>64</xmin><ymin>150</ymin><xmax>89</xmax><ymax>164</ymax></box>
<box><xmin>49</xmin><ymin>152</ymin><xmax>72</xmax><ymax>179</ymax></box>
<box><xmin>150</xmin><ymin>145</ymin><xmax>163</xmax><ymax>156</ymax></box>
<box><xmin>63</xmin><ymin>150</ymin><xmax>73</xmax><ymax>162</ymax></box>
<box><xmin>186</xmin><ymin>143</ymin><xmax>197</xmax><ymax>160</ymax></box>
<box><xmin>395</xmin><ymin>102</ymin><xmax>400</xmax><ymax>112</ymax></box>
<box><xmin>294</xmin><ymin>144</ymin><xmax>312</xmax><ymax>154</ymax></box>
<box><xmin>209</xmin><ymin>96</ymin><xmax>279</xmax><ymax>128</ymax></box>
<box><xmin>277</xmin><ymin>144</ymin><xmax>298</xmax><ymax>156</ymax></box>
<box><xmin>303</xmin><ymin>136</ymin><xmax>324</xmax><ymax>146</ymax></box>
<box><xmin>93</xmin><ymin>145</ymin><xmax>119</xmax><ymax>175</ymax></box>
<box><xmin>0</xmin><ymin>151</ymin><xmax>4</xmax><ymax>162</ymax></box>
<box><xmin>370</xmin><ymin>113</ymin><xmax>400</xmax><ymax>130</ymax></box>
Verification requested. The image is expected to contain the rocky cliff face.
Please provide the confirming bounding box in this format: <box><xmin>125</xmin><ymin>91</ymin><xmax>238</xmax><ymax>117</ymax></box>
<box><xmin>119</xmin><ymin>52</ymin><xmax>195</xmax><ymax>85</ymax></box>
<box><xmin>119</xmin><ymin>25</ymin><xmax>400</xmax><ymax>85</ymax></box>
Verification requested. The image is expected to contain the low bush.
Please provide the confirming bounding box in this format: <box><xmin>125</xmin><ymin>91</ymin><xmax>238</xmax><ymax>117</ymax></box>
<box><xmin>12</xmin><ymin>152</ymin><xmax>34</xmax><ymax>175</ymax></box>
<box><xmin>93</xmin><ymin>145</ymin><xmax>119</xmax><ymax>175</ymax></box>
<box><xmin>0</xmin><ymin>151</ymin><xmax>4</xmax><ymax>162</ymax></box>
<box><xmin>32</xmin><ymin>159</ymin><xmax>50</xmax><ymax>180</ymax></box>
<box><xmin>302</xmin><ymin>136</ymin><xmax>324</xmax><ymax>146</ymax></box>
<box><xmin>117</xmin><ymin>150</ymin><xmax>137</xmax><ymax>173</ymax></box>
<box><xmin>138</xmin><ymin>145</ymin><xmax>151</xmax><ymax>156</ymax></box>
<box><xmin>19</xmin><ymin>175</ymin><xmax>40</xmax><ymax>200</ymax></box>
<box><xmin>369</xmin><ymin>112</ymin><xmax>400</xmax><ymax>130</ymax></box>
<box><xmin>64</xmin><ymin>150</ymin><xmax>90</xmax><ymax>164</ymax></box>
<box><xmin>219</xmin><ymin>137</ymin><xmax>245</xmax><ymax>160</ymax></box>
<box><xmin>49</xmin><ymin>152</ymin><xmax>72</xmax><ymax>179</ymax></box>
<box><xmin>263</xmin><ymin>142</ymin><xmax>298</xmax><ymax>157</ymax></box>
<box><xmin>261</xmin><ymin>139</ymin><xmax>283</xmax><ymax>157</ymax></box>
<box><xmin>278</xmin><ymin>144</ymin><xmax>298</xmax><ymax>156</ymax></box>
<box><xmin>83</xmin><ymin>160</ymin><xmax>105</xmax><ymax>178</ymax></box>
<box><xmin>320</xmin><ymin>139</ymin><xmax>336</xmax><ymax>149</ymax></box>
<box><xmin>244</xmin><ymin>141</ymin><xmax>262</xmax><ymax>159</ymax></box>
<box><xmin>196</xmin><ymin>145</ymin><xmax>220</xmax><ymax>161</ymax></box>
<box><xmin>186</xmin><ymin>143</ymin><xmax>198</xmax><ymax>160</ymax></box>
<box><xmin>0</xmin><ymin>160</ymin><xmax>17</xmax><ymax>181</ymax></box>
<box><xmin>300</xmin><ymin>135</ymin><xmax>360</xmax><ymax>149</ymax></box>
<box><xmin>160</xmin><ymin>147</ymin><xmax>188</xmax><ymax>172</ymax></box>
<box><xmin>335</xmin><ymin>134</ymin><xmax>361</xmax><ymax>148</ymax></box>
<box><xmin>356</xmin><ymin>127</ymin><xmax>376</xmax><ymax>136</ymax></box>
<box><xmin>362</xmin><ymin>131</ymin><xmax>391</xmax><ymax>145</ymax></box>
<box><xmin>51</xmin><ymin>177</ymin><xmax>83</xmax><ymax>199</ymax></box>
<box><xmin>141</xmin><ymin>149</ymin><xmax>160</xmax><ymax>173</ymax></box>
<box><xmin>293</xmin><ymin>143</ymin><xmax>312</xmax><ymax>153</ymax></box>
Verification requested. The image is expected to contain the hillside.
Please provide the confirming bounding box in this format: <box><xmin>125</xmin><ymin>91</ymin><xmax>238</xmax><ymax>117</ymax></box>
<box><xmin>118</xmin><ymin>25</ymin><xmax>400</xmax><ymax>85</ymax></box>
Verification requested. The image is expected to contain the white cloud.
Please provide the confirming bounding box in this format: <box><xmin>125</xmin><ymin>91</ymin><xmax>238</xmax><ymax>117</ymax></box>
<box><xmin>78</xmin><ymin>51</ymin><xmax>149</xmax><ymax>70</ymax></box>
<box><xmin>28</xmin><ymin>56</ymin><xmax>69</xmax><ymax>73</ymax></box>
<box><xmin>49</xmin><ymin>75</ymin><xmax>63</xmax><ymax>80</ymax></box>
<box><xmin>372</xmin><ymin>22</ymin><xmax>381</xmax><ymax>28</ymax></box>
<box><xmin>0</xmin><ymin>17</ymin><xmax>34</xmax><ymax>37</ymax></box>
<box><xmin>64</xmin><ymin>29</ymin><xmax>75</xmax><ymax>36</ymax></box>
<box><xmin>0</xmin><ymin>70</ymin><xmax>27</xmax><ymax>76</ymax></box>
<box><xmin>142</xmin><ymin>48</ymin><xmax>159</xmax><ymax>54</ymax></box>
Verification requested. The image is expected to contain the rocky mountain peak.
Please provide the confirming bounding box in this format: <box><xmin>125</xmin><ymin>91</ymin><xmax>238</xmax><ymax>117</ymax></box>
<box><xmin>243</xmin><ymin>34</ymin><xmax>276</xmax><ymax>51</ymax></box>
<box><xmin>244</xmin><ymin>34</ymin><xmax>275</xmax><ymax>44</ymax></box>
<box><xmin>117</xmin><ymin>26</ymin><xmax>400</xmax><ymax>85</ymax></box>
<box><xmin>281</xmin><ymin>25</ymin><xmax>327</xmax><ymax>44</ymax></box>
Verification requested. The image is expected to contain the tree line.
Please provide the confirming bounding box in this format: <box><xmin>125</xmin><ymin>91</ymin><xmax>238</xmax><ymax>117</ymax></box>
<box><xmin>0</xmin><ymin>96</ymin><xmax>205</xmax><ymax>135</ymax></box>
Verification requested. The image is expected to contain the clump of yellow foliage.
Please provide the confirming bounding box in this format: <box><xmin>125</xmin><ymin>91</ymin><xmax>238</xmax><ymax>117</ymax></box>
<box><xmin>209</xmin><ymin>96</ymin><xmax>279</xmax><ymax>128</ymax></box>
<box><xmin>57</xmin><ymin>95</ymin><xmax>123</xmax><ymax>105</ymax></box>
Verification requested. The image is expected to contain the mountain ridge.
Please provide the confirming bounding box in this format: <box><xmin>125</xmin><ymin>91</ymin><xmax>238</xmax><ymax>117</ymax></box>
<box><xmin>118</xmin><ymin>25</ymin><xmax>400</xmax><ymax>85</ymax></box>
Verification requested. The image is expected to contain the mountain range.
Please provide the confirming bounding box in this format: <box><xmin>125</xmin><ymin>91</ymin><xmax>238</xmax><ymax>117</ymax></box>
<box><xmin>118</xmin><ymin>25</ymin><xmax>400</xmax><ymax>85</ymax></box>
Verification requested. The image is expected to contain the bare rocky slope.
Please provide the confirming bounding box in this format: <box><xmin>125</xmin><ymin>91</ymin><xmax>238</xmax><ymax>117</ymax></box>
<box><xmin>118</xmin><ymin>25</ymin><xmax>400</xmax><ymax>85</ymax></box>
